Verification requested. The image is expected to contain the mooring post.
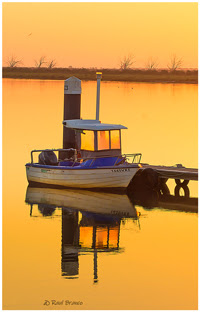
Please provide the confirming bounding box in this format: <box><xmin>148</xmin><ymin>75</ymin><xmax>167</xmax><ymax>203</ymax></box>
<box><xmin>60</xmin><ymin>77</ymin><xmax>81</xmax><ymax>160</ymax></box>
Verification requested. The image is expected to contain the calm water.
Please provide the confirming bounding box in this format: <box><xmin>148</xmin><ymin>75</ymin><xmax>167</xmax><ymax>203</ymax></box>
<box><xmin>3</xmin><ymin>79</ymin><xmax>198</xmax><ymax>309</ymax></box>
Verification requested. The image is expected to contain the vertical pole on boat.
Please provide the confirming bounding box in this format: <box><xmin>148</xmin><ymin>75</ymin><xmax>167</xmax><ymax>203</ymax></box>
<box><xmin>61</xmin><ymin>77</ymin><xmax>82</xmax><ymax>159</ymax></box>
<box><xmin>96</xmin><ymin>72</ymin><xmax>102</xmax><ymax>120</ymax></box>
<box><xmin>94</xmin><ymin>72</ymin><xmax>102</xmax><ymax>150</ymax></box>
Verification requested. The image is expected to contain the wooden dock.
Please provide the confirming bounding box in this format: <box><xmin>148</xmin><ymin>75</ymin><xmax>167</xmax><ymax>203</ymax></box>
<box><xmin>140</xmin><ymin>164</ymin><xmax>198</xmax><ymax>181</ymax></box>
<box><xmin>128</xmin><ymin>163</ymin><xmax>198</xmax><ymax>198</ymax></box>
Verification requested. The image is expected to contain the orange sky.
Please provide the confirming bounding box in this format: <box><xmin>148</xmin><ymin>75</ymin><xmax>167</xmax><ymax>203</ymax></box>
<box><xmin>2</xmin><ymin>2</ymin><xmax>198</xmax><ymax>69</ymax></box>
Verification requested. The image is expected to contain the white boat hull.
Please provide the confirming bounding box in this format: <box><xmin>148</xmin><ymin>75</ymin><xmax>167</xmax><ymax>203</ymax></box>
<box><xmin>26</xmin><ymin>165</ymin><xmax>139</xmax><ymax>189</ymax></box>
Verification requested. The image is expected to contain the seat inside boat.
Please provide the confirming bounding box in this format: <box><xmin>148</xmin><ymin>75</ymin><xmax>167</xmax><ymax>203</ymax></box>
<box><xmin>80</xmin><ymin>156</ymin><xmax>124</xmax><ymax>168</ymax></box>
<box><xmin>58</xmin><ymin>156</ymin><xmax>124</xmax><ymax>168</ymax></box>
<box><xmin>59</xmin><ymin>160</ymin><xmax>80</xmax><ymax>167</ymax></box>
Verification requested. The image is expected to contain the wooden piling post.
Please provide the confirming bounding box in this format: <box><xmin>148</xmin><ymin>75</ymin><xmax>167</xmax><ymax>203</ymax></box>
<box><xmin>60</xmin><ymin>77</ymin><xmax>81</xmax><ymax>159</ymax></box>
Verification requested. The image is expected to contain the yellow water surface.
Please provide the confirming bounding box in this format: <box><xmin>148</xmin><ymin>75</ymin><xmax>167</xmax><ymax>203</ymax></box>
<box><xmin>3</xmin><ymin>79</ymin><xmax>198</xmax><ymax>309</ymax></box>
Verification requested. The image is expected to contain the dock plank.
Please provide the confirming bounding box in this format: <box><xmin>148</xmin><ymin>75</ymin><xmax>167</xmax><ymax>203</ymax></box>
<box><xmin>140</xmin><ymin>164</ymin><xmax>198</xmax><ymax>181</ymax></box>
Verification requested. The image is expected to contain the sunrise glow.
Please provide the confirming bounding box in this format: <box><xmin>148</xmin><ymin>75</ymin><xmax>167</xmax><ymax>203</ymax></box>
<box><xmin>2</xmin><ymin>2</ymin><xmax>198</xmax><ymax>69</ymax></box>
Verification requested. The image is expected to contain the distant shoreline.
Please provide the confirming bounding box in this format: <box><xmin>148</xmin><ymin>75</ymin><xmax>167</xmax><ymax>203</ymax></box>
<box><xmin>2</xmin><ymin>67</ymin><xmax>198</xmax><ymax>84</ymax></box>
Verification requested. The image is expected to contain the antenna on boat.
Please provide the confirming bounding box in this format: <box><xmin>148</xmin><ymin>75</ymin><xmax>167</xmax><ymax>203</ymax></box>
<box><xmin>96</xmin><ymin>72</ymin><xmax>102</xmax><ymax>120</ymax></box>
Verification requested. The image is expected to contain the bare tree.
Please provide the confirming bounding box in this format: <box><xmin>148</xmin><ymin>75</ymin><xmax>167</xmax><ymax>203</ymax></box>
<box><xmin>47</xmin><ymin>59</ymin><xmax>56</xmax><ymax>69</ymax></box>
<box><xmin>35</xmin><ymin>56</ymin><xmax>46</xmax><ymax>68</ymax></box>
<box><xmin>7</xmin><ymin>56</ymin><xmax>22</xmax><ymax>67</ymax></box>
<box><xmin>146</xmin><ymin>57</ymin><xmax>158</xmax><ymax>70</ymax></box>
<box><xmin>120</xmin><ymin>54</ymin><xmax>135</xmax><ymax>70</ymax></box>
<box><xmin>168</xmin><ymin>54</ymin><xmax>183</xmax><ymax>71</ymax></box>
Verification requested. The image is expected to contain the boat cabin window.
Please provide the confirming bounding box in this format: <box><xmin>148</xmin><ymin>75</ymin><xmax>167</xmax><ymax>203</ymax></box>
<box><xmin>81</xmin><ymin>131</ymin><xmax>94</xmax><ymax>151</ymax></box>
<box><xmin>110</xmin><ymin>130</ymin><xmax>120</xmax><ymax>149</ymax></box>
<box><xmin>80</xmin><ymin>129</ymin><xmax>121</xmax><ymax>151</ymax></box>
<box><xmin>98</xmin><ymin>131</ymin><xmax>109</xmax><ymax>150</ymax></box>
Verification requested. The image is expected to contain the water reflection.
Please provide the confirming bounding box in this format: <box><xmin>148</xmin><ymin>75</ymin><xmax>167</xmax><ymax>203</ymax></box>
<box><xmin>130</xmin><ymin>191</ymin><xmax>198</xmax><ymax>213</ymax></box>
<box><xmin>25</xmin><ymin>187</ymin><xmax>139</xmax><ymax>283</ymax></box>
<box><xmin>25</xmin><ymin>185</ymin><xmax>197</xmax><ymax>285</ymax></box>
<box><xmin>26</xmin><ymin>187</ymin><xmax>138</xmax><ymax>218</ymax></box>
<box><xmin>38</xmin><ymin>204</ymin><xmax>56</xmax><ymax>216</ymax></box>
<box><xmin>62</xmin><ymin>210</ymin><xmax>79</xmax><ymax>280</ymax></box>
<box><xmin>61</xmin><ymin>209</ymin><xmax>124</xmax><ymax>283</ymax></box>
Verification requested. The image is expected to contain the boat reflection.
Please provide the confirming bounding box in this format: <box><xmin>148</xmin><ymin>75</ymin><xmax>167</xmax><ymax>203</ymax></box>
<box><xmin>25</xmin><ymin>186</ymin><xmax>139</xmax><ymax>283</ymax></box>
<box><xmin>26</xmin><ymin>186</ymin><xmax>138</xmax><ymax>218</ymax></box>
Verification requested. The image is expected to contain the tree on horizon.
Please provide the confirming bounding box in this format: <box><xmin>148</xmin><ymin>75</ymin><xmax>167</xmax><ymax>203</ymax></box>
<box><xmin>120</xmin><ymin>54</ymin><xmax>135</xmax><ymax>70</ymax></box>
<box><xmin>168</xmin><ymin>54</ymin><xmax>183</xmax><ymax>71</ymax></box>
<box><xmin>34</xmin><ymin>56</ymin><xmax>46</xmax><ymax>68</ymax></box>
<box><xmin>146</xmin><ymin>57</ymin><xmax>159</xmax><ymax>70</ymax></box>
<box><xmin>7</xmin><ymin>55</ymin><xmax>22</xmax><ymax>67</ymax></box>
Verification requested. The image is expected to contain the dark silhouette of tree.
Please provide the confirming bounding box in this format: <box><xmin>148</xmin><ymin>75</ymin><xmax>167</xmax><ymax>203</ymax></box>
<box><xmin>120</xmin><ymin>54</ymin><xmax>135</xmax><ymax>70</ymax></box>
<box><xmin>168</xmin><ymin>54</ymin><xmax>183</xmax><ymax>71</ymax></box>
<box><xmin>35</xmin><ymin>56</ymin><xmax>46</xmax><ymax>68</ymax></box>
<box><xmin>7</xmin><ymin>56</ymin><xmax>22</xmax><ymax>67</ymax></box>
<box><xmin>146</xmin><ymin>57</ymin><xmax>158</xmax><ymax>70</ymax></box>
<box><xmin>47</xmin><ymin>59</ymin><xmax>56</xmax><ymax>69</ymax></box>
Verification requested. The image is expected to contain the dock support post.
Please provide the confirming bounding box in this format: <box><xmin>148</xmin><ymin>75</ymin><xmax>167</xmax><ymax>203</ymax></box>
<box><xmin>159</xmin><ymin>178</ymin><xmax>170</xmax><ymax>195</ymax></box>
<box><xmin>175</xmin><ymin>179</ymin><xmax>190</xmax><ymax>198</ymax></box>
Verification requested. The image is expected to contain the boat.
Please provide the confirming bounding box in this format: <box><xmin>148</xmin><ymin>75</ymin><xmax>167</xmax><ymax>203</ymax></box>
<box><xmin>26</xmin><ymin>148</ymin><xmax>141</xmax><ymax>190</ymax></box>
<box><xmin>25</xmin><ymin>73</ymin><xmax>142</xmax><ymax>190</ymax></box>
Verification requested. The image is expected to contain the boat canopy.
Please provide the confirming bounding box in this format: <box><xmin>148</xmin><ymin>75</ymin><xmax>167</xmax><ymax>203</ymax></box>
<box><xmin>63</xmin><ymin>119</ymin><xmax>127</xmax><ymax>131</ymax></box>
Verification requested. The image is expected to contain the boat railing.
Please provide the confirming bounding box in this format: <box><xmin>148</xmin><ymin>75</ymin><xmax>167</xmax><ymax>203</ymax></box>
<box><xmin>30</xmin><ymin>148</ymin><xmax>77</xmax><ymax>164</ymax></box>
<box><xmin>77</xmin><ymin>153</ymin><xmax>142</xmax><ymax>167</ymax></box>
<box><xmin>30</xmin><ymin>148</ymin><xmax>142</xmax><ymax>167</ymax></box>
<box><xmin>123</xmin><ymin>153</ymin><xmax>142</xmax><ymax>164</ymax></box>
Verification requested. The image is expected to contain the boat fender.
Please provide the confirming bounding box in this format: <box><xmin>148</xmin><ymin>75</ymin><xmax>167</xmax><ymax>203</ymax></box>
<box><xmin>160</xmin><ymin>183</ymin><xmax>170</xmax><ymax>195</ymax></box>
<box><xmin>38</xmin><ymin>151</ymin><xmax>58</xmax><ymax>166</ymax></box>
<box><xmin>140</xmin><ymin>168</ymin><xmax>159</xmax><ymax>190</ymax></box>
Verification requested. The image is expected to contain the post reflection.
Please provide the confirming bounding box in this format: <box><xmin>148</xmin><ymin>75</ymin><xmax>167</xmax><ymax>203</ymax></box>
<box><xmin>62</xmin><ymin>209</ymin><xmax>123</xmax><ymax>283</ymax></box>
<box><xmin>25</xmin><ymin>186</ymin><xmax>139</xmax><ymax>283</ymax></box>
<box><xmin>62</xmin><ymin>210</ymin><xmax>79</xmax><ymax>279</ymax></box>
